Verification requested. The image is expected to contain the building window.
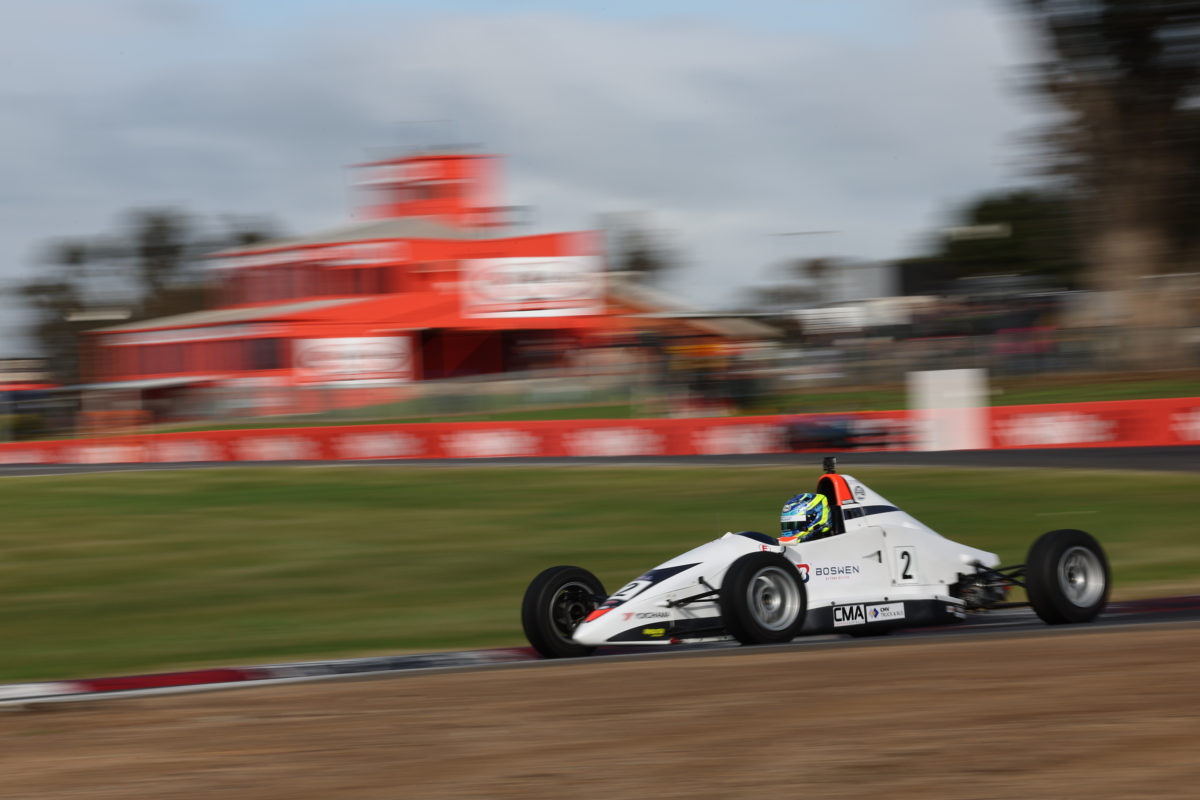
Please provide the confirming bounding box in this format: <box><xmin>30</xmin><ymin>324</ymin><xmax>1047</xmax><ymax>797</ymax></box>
<box><xmin>248</xmin><ymin>338</ymin><xmax>282</xmax><ymax>371</ymax></box>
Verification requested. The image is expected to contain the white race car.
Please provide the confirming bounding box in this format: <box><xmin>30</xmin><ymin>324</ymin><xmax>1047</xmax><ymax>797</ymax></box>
<box><xmin>521</xmin><ymin>459</ymin><xmax>1111</xmax><ymax>658</ymax></box>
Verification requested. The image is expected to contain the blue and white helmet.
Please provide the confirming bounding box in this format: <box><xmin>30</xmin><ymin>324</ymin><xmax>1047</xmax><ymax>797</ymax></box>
<box><xmin>780</xmin><ymin>492</ymin><xmax>831</xmax><ymax>543</ymax></box>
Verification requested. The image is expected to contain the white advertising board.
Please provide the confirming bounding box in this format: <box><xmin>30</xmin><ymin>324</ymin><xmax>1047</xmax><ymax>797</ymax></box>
<box><xmin>293</xmin><ymin>337</ymin><xmax>413</xmax><ymax>384</ymax></box>
<box><xmin>908</xmin><ymin>368</ymin><xmax>987</xmax><ymax>451</ymax></box>
<box><xmin>461</xmin><ymin>256</ymin><xmax>604</xmax><ymax>317</ymax></box>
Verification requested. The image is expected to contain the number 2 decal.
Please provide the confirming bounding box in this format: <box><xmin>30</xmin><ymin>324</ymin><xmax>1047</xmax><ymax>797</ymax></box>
<box><xmin>894</xmin><ymin>547</ymin><xmax>917</xmax><ymax>584</ymax></box>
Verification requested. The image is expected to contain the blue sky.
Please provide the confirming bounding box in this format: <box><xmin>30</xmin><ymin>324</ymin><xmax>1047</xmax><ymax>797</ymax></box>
<box><xmin>0</xmin><ymin>0</ymin><xmax>1046</xmax><ymax>354</ymax></box>
<box><xmin>214</xmin><ymin>0</ymin><xmax>912</xmax><ymax>37</ymax></box>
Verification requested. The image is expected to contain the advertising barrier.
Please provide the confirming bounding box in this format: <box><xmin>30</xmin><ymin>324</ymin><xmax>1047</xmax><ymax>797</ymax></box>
<box><xmin>0</xmin><ymin>398</ymin><xmax>1195</xmax><ymax>465</ymax></box>
<box><xmin>988</xmin><ymin>397</ymin><xmax>1200</xmax><ymax>449</ymax></box>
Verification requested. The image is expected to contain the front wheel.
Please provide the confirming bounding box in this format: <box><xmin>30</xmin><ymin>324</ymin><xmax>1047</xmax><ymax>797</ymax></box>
<box><xmin>1025</xmin><ymin>529</ymin><xmax>1110</xmax><ymax>625</ymax></box>
<box><xmin>720</xmin><ymin>552</ymin><xmax>807</xmax><ymax>645</ymax></box>
<box><xmin>521</xmin><ymin>566</ymin><xmax>606</xmax><ymax>658</ymax></box>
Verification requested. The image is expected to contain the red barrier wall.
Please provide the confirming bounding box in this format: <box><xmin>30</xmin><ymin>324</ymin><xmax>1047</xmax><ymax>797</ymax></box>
<box><xmin>988</xmin><ymin>397</ymin><xmax>1200</xmax><ymax>449</ymax></box>
<box><xmin>0</xmin><ymin>399</ymin><xmax>1194</xmax><ymax>465</ymax></box>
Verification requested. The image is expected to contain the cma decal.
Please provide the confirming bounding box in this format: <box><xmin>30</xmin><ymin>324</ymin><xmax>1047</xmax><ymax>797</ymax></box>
<box><xmin>832</xmin><ymin>605</ymin><xmax>867</xmax><ymax>627</ymax></box>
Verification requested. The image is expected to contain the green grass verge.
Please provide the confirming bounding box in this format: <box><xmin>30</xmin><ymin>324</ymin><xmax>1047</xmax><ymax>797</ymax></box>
<box><xmin>161</xmin><ymin>401</ymin><xmax>639</xmax><ymax>432</ymax></box>
<box><xmin>1</xmin><ymin>465</ymin><xmax>1197</xmax><ymax>682</ymax></box>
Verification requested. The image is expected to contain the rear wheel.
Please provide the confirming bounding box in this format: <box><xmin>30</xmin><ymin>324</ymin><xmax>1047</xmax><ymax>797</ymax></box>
<box><xmin>521</xmin><ymin>566</ymin><xmax>606</xmax><ymax>658</ymax></box>
<box><xmin>1025</xmin><ymin>529</ymin><xmax>1110</xmax><ymax>624</ymax></box>
<box><xmin>720</xmin><ymin>552</ymin><xmax>807</xmax><ymax>645</ymax></box>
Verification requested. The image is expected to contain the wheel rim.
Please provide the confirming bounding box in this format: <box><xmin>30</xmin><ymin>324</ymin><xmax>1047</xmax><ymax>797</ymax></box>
<box><xmin>1058</xmin><ymin>546</ymin><xmax>1105</xmax><ymax>607</ymax></box>
<box><xmin>548</xmin><ymin>581</ymin><xmax>597</xmax><ymax>640</ymax></box>
<box><xmin>747</xmin><ymin>566</ymin><xmax>801</xmax><ymax>631</ymax></box>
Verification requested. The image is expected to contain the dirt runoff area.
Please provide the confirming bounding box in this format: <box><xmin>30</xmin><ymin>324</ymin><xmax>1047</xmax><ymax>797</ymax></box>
<box><xmin>4</xmin><ymin>624</ymin><xmax>1200</xmax><ymax>800</ymax></box>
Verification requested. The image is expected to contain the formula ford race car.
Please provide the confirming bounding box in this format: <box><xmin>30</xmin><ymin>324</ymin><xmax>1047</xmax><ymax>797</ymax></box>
<box><xmin>521</xmin><ymin>459</ymin><xmax>1111</xmax><ymax>658</ymax></box>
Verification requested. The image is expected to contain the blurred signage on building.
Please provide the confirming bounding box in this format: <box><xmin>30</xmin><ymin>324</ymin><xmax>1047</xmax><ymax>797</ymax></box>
<box><xmin>293</xmin><ymin>337</ymin><xmax>413</xmax><ymax>385</ymax></box>
<box><xmin>218</xmin><ymin>242</ymin><xmax>407</xmax><ymax>271</ymax></box>
<box><xmin>461</xmin><ymin>256</ymin><xmax>604</xmax><ymax>317</ymax></box>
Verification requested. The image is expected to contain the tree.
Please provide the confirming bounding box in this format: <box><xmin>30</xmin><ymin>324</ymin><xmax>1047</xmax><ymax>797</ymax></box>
<box><xmin>601</xmin><ymin>214</ymin><xmax>677</xmax><ymax>284</ymax></box>
<box><xmin>12</xmin><ymin>211</ymin><xmax>281</xmax><ymax>385</ymax></box>
<box><xmin>899</xmin><ymin>189</ymin><xmax>1084</xmax><ymax>294</ymax></box>
<box><xmin>1016</xmin><ymin>0</ymin><xmax>1200</xmax><ymax>363</ymax></box>
<box><xmin>132</xmin><ymin>209</ymin><xmax>190</xmax><ymax>298</ymax></box>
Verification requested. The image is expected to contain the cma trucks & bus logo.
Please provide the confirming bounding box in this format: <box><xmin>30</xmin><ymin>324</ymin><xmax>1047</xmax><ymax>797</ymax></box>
<box><xmin>869</xmin><ymin>603</ymin><xmax>905</xmax><ymax>621</ymax></box>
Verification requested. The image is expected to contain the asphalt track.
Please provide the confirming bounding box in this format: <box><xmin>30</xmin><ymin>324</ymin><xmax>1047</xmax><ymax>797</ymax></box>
<box><xmin>3</xmin><ymin>594</ymin><xmax>1199</xmax><ymax>709</ymax></box>
<box><xmin>1</xmin><ymin>445</ymin><xmax>1198</xmax><ymax>477</ymax></box>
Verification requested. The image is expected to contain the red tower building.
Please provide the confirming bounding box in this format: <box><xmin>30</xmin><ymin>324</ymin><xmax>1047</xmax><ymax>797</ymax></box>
<box><xmin>86</xmin><ymin>151</ymin><xmax>616</xmax><ymax>420</ymax></box>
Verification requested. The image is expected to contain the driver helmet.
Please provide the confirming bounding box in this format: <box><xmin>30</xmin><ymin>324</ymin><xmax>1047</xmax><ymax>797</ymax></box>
<box><xmin>780</xmin><ymin>493</ymin><xmax>831</xmax><ymax>544</ymax></box>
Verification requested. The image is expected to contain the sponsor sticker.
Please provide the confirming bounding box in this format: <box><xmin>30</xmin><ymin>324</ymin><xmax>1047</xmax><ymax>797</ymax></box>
<box><xmin>867</xmin><ymin>602</ymin><xmax>905</xmax><ymax>622</ymax></box>
<box><xmin>832</xmin><ymin>604</ymin><xmax>867</xmax><ymax>627</ymax></box>
<box><xmin>814</xmin><ymin>564</ymin><xmax>861</xmax><ymax>579</ymax></box>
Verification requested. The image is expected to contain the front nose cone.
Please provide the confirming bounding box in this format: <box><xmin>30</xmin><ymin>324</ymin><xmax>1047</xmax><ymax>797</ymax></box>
<box><xmin>571</xmin><ymin>614</ymin><xmax>609</xmax><ymax>647</ymax></box>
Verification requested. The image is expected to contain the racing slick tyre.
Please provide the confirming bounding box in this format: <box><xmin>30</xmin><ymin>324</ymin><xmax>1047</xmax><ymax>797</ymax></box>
<box><xmin>1025</xmin><ymin>529</ymin><xmax>1110</xmax><ymax>625</ymax></box>
<box><xmin>720</xmin><ymin>552</ymin><xmax>807</xmax><ymax>645</ymax></box>
<box><xmin>522</xmin><ymin>566</ymin><xmax>607</xmax><ymax>659</ymax></box>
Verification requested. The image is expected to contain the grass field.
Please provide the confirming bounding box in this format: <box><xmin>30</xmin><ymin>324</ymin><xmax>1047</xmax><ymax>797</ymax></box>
<box><xmin>2</xmin><ymin>465</ymin><xmax>1198</xmax><ymax>682</ymax></box>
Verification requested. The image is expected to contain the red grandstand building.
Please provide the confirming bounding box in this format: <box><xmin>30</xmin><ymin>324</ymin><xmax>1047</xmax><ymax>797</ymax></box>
<box><xmin>85</xmin><ymin>151</ymin><xmax>625</xmax><ymax>419</ymax></box>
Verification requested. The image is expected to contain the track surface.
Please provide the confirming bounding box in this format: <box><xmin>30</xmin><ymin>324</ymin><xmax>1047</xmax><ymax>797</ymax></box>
<box><xmin>6</xmin><ymin>623</ymin><xmax>1200</xmax><ymax>799</ymax></box>
<box><xmin>5</xmin><ymin>594</ymin><xmax>1198</xmax><ymax>707</ymax></box>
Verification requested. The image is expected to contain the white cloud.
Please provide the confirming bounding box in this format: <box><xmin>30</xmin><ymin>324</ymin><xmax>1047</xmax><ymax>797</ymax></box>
<box><xmin>0</xmin><ymin>1</ymin><xmax>1044</xmax><ymax>353</ymax></box>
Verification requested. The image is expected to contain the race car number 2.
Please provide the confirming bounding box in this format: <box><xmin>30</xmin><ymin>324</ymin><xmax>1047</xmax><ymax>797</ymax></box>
<box><xmin>893</xmin><ymin>546</ymin><xmax>918</xmax><ymax>584</ymax></box>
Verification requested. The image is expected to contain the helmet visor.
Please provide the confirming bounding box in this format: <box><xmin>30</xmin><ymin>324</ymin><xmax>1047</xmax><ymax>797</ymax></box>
<box><xmin>780</xmin><ymin>503</ymin><xmax>826</xmax><ymax>535</ymax></box>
